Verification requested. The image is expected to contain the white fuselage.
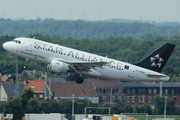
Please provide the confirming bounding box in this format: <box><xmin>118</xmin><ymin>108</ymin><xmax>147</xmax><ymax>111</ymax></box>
<box><xmin>3</xmin><ymin>37</ymin><xmax>169</xmax><ymax>81</ymax></box>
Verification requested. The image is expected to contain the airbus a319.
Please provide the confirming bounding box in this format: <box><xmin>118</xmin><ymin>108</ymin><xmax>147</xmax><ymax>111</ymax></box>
<box><xmin>3</xmin><ymin>37</ymin><xmax>175</xmax><ymax>84</ymax></box>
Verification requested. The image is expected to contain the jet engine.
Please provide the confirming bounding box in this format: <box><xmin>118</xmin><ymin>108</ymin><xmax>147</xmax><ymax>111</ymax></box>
<box><xmin>47</xmin><ymin>59</ymin><xmax>69</xmax><ymax>73</ymax></box>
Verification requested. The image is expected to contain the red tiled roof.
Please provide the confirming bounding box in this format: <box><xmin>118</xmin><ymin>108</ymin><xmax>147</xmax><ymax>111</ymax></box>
<box><xmin>50</xmin><ymin>83</ymin><xmax>98</xmax><ymax>97</ymax></box>
<box><xmin>24</xmin><ymin>80</ymin><xmax>44</xmax><ymax>92</ymax></box>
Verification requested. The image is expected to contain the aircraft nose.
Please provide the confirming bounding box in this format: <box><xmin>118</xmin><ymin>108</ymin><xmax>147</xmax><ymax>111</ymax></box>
<box><xmin>3</xmin><ymin>42</ymin><xmax>9</xmax><ymax>50</ymax></box>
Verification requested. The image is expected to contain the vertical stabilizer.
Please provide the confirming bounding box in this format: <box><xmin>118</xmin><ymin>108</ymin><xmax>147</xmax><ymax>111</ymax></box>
<box><xmin>135</xmin><ymin>43</ymin><xmax>175</xmax><ymax>73</ymax></box>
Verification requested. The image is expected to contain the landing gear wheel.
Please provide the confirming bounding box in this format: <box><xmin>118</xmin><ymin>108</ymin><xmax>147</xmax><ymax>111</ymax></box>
<box><xmin>76</xmin><ymin>77</ymin><xmax>84</xmax><ymax>84</ymax></box>
<box><xmin>22</xmin><ymin>58</ymin><xmax>29</xmax><ymax>69</ymax></box>
<box><xmin>22</xmin><ymin>65</ymin><xmax>27</xmax><ymax>69</ymax></box>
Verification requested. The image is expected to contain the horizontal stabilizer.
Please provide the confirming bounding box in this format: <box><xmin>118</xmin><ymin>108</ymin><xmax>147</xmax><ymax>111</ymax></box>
<box><xmin>144</xmin><ymin>73</ymin><xmax>167</xmax><ymax>77</ymax></box>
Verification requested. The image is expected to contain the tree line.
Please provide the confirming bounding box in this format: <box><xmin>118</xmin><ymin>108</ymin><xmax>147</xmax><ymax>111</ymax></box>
<box><xmin>1</xmin><ymin>88</ymin><xmax>179</xmax><ymax>120</ymax></box>
<box><xmin>0</xmin><ymin>19</ymin><xmax>180</xmax><ymax>39</ymax></box>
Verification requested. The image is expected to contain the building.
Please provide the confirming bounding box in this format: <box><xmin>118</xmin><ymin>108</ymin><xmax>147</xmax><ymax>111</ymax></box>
<box><xmin>85</xmin><ymin>78</ymin><xmax>180</xmax><ymax>109</ymax></box>
<box><xmin>49</xmin><ymin>83</ymin><xmax>99</xmax><ymax>103</ymax></box>
<box><xmin>1</xmin><ymin>74</ymin><xmax>9</xmax><ymax>81</ymax></box>
<box><xmin>86</xmin><ymin>78</ymin><xmax>124</xmax><ymax>105</ymax></box>
<box><xmin>121</xmin><ymin>82</ymin><xmax>180</xmax><ymax>109</ymax></box>
<box><xmin>24</xmin><ymin>80</ymin><xmax>45</xmax><ymax>100</ymax></box>
<box><xmin>0</xmin><ymin>81</ymin><xmax>24</xmax><ymax>101</ymax></box>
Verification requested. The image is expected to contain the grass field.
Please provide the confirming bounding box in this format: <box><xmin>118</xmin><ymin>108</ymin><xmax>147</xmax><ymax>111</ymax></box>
<box><xmin>129</xmin><ymin>115</ymin><xmax>180</xmax><ymax>120</ymax></box>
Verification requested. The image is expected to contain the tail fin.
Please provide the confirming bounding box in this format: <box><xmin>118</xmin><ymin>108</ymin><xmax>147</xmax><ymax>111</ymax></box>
<box><xmin>135</xmin><ymin>43</ymin><xmax>175</xmax><ymax>73</ymax></box>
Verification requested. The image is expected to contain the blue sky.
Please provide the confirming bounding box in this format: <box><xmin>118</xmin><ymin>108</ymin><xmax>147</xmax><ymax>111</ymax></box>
<box><xmin>0</xmin><ymin>0</ymin><xmax>179</xmax><ymax>22</ymax></box>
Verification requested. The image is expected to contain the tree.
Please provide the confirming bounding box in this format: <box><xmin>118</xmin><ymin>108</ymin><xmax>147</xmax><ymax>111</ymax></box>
<box><xmin>133</xmin><ymin>103</ymin><xmax>139</xmax><ymax>113</ymax></box>
<box><xmin>154</xmin><ymin>95</ymin><xmax>177</xmax><ymax>115</ymax></box>
<box><xmin>21</xmin><ymin>71</ymin><xmax>28</xmax><ymax>81</ymax></box>
<box><xmin>3</xmin><ymin>88</ymin><xmax>36</xmax><ymax>120</ymax></box>
<box><xmin>124</xmin><ymin>104</ymin><xmax>132</xmax><ymax>113</ymax></box>
<box><xmin>110</xmin><ymin>103</ymin><xmax>121</xmax><ymax>114</ymax></box>
<box><xmin>142</xmin><ymin>104</ymin><xmax>152</xmax><ymax>115</ymax></box>
<box><xmin>26</xmin><ymin>98</ymin><xmax>41</xmax><ymax>113</ymax></box>
<box><xmin>154</xmin><ymin>95</ymin><xmax>165</xmax><ymax>114</ymax></box>
<box><xmin>20</xmin><ymin>88</ymin><xmax>34</xmax><ymax>111</ymax></box>
<box><xmin>3</xmin><ymin>96</ymin><xmax>23</xmax><ymax>120</ymax></box>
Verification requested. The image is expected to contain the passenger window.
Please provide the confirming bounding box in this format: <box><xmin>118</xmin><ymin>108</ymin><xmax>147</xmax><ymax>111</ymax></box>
<box><xmin>124</xmin><ymin>65</ymin><xmax>129</xmax><ymax>70</ymax></box>
<box><xmin>18</xmin><ymin>41</ymin><xmax>21</xmax><ymax>44</ymax></box>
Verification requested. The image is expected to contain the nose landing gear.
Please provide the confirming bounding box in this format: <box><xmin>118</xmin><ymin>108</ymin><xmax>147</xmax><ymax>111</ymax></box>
<box><xmin>22</xmin><ymin>58</ymin><xmax>29</xmax><ymax>69</ymax></box>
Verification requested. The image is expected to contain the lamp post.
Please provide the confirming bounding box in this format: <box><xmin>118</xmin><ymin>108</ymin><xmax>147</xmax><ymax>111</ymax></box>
<box><xmin>164</xmin><ymin>96</ymin><xmax>167</xmax><ymax>118</ymax></box>
<box><xmin>72</xmin><ymin>94</ymin><xmax>74</xmax><ymax>116</ymax></box>
<box><xmin>16</xmin><ymin>56</ymin><xmax>19</xmax><ymax>96</ymax></box>
<box><xmin>160</xmin><ymin>81</ymin><xmax>162</xmax><ymax>96</ymax></box>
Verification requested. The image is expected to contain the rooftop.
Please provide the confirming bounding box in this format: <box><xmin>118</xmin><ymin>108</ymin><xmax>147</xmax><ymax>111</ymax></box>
<box><xmin>121</xmin><ymin>82</ymin><xmax>180</xmax><ymax>87</ymax></box>
<box><xmin>24</xmin><ymin>80</ymin><xmax>44</xmax><ymax>92</ymax></box>
<box><xmin>50</xmin><ymin>83</ymin><xmax>98</xmax><ymax>97</ymax></box>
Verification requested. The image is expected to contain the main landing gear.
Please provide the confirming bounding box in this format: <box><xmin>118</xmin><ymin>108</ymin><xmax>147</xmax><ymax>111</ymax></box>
<box><xmin>22</xmin><ymin>58</ymin><xmax>29</xmax><ymax>69</ymax></box>
<box><xmin>75</xmin><ymin>74</ymin><xmax>84</xmax><ymax>84</ymax></box>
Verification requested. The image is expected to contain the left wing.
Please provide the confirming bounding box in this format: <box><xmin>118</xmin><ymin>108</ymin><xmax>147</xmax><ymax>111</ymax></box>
<box><xmin>58</xmin><ymin>59</ymin><xmax>108</xmax><ymax>72</ymax></box>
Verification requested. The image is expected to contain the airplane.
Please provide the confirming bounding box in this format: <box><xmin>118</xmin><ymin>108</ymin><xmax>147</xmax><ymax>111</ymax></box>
<box><xmin>3</xmin><ymin>37</ymin><xmax>175</xmax><ymax>84</ymax></box>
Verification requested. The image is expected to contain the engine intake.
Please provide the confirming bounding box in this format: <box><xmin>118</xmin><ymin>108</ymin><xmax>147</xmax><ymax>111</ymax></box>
<box><xmin>47</xmin><ymin>60</ymin><xmax>69</xmax><ymax>73</ymax></box>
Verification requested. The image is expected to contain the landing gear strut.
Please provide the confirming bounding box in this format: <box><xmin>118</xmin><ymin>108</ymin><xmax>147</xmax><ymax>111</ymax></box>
<box><xmin>22</xmin><ymin>58</ymin><xmax>29</xmax><ymax>69</ymax></box>
<box><xmin>75</xmin><ymin>74</ymin><xmax>84</xmax><ymax>84</ymax></box>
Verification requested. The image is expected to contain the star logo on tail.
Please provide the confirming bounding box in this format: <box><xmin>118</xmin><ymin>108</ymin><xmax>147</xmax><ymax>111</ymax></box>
<box><xmin>150</xmin><ymin>54</ymin><xmax>164</xmax><ymax>68</ymax></box>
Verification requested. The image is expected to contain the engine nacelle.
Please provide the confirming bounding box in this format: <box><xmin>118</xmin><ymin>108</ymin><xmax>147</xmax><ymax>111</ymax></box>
<box><xmin>47</xmin><ymin>59</ymin><xmax>69</xmax><ymax>73</ymax></box>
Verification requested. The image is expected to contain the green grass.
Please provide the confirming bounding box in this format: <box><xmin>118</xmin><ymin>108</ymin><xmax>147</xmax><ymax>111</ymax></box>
<box><xmin>129</xmin><ymin>115</ymin><xmax>180</xmax><ymax>120</ymax></box>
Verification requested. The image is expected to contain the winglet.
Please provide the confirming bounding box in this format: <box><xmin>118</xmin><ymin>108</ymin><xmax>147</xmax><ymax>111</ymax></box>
<box><xmin>135</xmin><ymin>43</ymin><xmax>175</xmax><ymax>73</ymax></box>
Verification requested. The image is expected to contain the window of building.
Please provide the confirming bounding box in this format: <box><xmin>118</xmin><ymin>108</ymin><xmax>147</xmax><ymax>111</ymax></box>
<box><xmin>148</xmin><ymin>96</ymin><xmax>152</xmax><ymax>103</ymax></box>
<box><xmin>132</xmin><ymin>96</ymin><xmax>135</xmax><ymax>103</ymax></box>
<box><xmin>172</xmin><ymin>89</ymin><xmax>174</xmax><ymax>95</ymax></box>
<box><xmin>139</xmin><ymin>89</ymin><xmax>141</xmax><ymax>94</ymax></box>
<box><xmin>99</xmin><ymin>88</ymin><xmax>102</xmax><ymax>93</ymax></box>
<box><xmin>120</xmin><ymin>96</ymin><xmax>123</xmax><ymax>102</ymax></box>
<box><xmin>142</xmin><ymin>89</ymin><xmax>145</xmax><ymax>94</ymax></box>
<box><xmin>34</xmin><ymin>94</ymin><xmax>36</xmax><ymax>97</ymax></box>
<box><xmin>106</xmin><ymin>96</ymin><xmax>109</xmax><ymax>100</ymax></box>
<box><xmin>116</xmin><ymin>88</ymin><xmax>119</xmax><ymax>92</ymax></box>
<box><xmin>115</xmin><ymin>96</ymin><xmax>118</xmax><ymax>100</ymax></box>
<box><xmin>96</xmin><ymin>88</ymin><xmax>99</xmax><ymax>93</ymax></box>
<box><xmin>103</xmin><ymin>87</ymin><xmax>106</xmax><ymax>93</ymax></box>
<box><xmin>31</xmin><ymin>85</ymin><xmax>35</xmax><ymax>89</ymax></box>
<box><xmin>142</xmin><ymin>96</ymin><xmax>145</xmax><ymax>103</ymax></box>
<box><xmin>148</xmin><ymin>89</ymin><xmax>152</xmax><ymax>94</ymax></box>
<box><xmin>138</xmin><ymin>96</ymin><xmax>141</xmax><ymax>103</ymax></box>
<box><xmin>132</xmin><ymin>89</ymin><xmax>135</xmax><ymax>94</ymax></box>
<box><xmin>127</xmin><ymin>96</ymin><xmax>130</xmax><ymax>103</ymax></box>
<box><xmin>39</xmin><ymin>94</ymin><xmax>43</xmax><ymax>99</ymax></box>
<box><xmin>127</xmin><ymin>89</ymin><xmax>130</xmax><ymax>94</ymax></box>
<box><xmin>99</xmin><ymin>96</ymin><xmax>102</xmax><ymax>100</ymax></box>
<box><xmin>153</xmin><ymin>89</ymin><xmax>157</xmax><ymax>94</ymax></box>
<box><xmin>165</xmin><ymin>89</ymin><xmax>168</xmax><ymax>95</ymax></box>
<box><xmin>112</xmin><ymin>88</ymin><xmax>115</xmax><ymax>94</ymax></box>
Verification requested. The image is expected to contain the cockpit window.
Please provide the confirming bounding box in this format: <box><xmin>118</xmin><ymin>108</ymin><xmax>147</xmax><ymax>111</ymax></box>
<box><xmin>11</xmin><ymin>40</ymin><xmax>21</xmax><ymax>44</ymax></box>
